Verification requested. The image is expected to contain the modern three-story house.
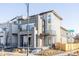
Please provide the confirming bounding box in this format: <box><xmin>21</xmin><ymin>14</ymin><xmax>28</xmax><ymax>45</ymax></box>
<box><xmin>0</xmin><ymin>10</ymin><xmax>74</xmax><ymax>49</ymax></box>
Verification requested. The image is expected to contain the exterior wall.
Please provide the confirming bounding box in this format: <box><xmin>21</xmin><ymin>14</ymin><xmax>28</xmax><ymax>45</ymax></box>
<box><xmin>60</xmin><ymin>27</ymin><xmax>68</xmax><ymax>43</ymax></box>
<box><xmin>67</xmin><ymin>32</ymin><xmax>74</xmax><ymax>43</ymax></box>
<box><xmin>37</xmin><ymin>15</ymin><xmax>43</xmax><ymax>47</ymax></box>
<box><xmin>60</xmin><ymin>27</ymin><xmax>74</xmax><ymax>44</ymax></box>
<box><xmin>0</xmin><ymin>32</ymin><xmax>6</xmax><ymax>45</ymax></box>
<box><xmin>30</xmin><ymin>11</ymin><xmax>62</xmax><ymax>47</ymax></box>
<box><xmin>33</xmin><ymin>27</ymin><xmax>37</xmax><ymax>48</ymax></box>
<box><xmin>40</xmin><ymin>12</ymin><xmax>53</xmax><ymax>47</ymax></box>
<box><xmin>37</xmin><ymin>11</ymin><xmax>61</xmax><ymax>47</ymax></box>
<box><xmin>12</xmin><ymin>23</ymin><xmax>18</xmax><ymax>33</ymax></box>
<box><xmin>51</xmin><ymin>13</ymin><xmax>61</xmax><ymax>44</ymax></box>
<box><xmin>0</xmin><ymin>23</ymin><xmax>10</xmax><ymax>45</ymax></box>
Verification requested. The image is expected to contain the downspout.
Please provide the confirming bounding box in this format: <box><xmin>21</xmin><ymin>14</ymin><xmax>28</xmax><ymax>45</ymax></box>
<box><xmin>42</xmin><ymin>19</ymin><xmax>45</xmax><ymax>46</ymax></box>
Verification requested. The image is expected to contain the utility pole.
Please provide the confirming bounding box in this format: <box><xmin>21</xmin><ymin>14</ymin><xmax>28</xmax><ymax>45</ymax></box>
<box><xmin>25</xmin><ymin>3</ymin><xmax>29</xmax><ymax>56</ymax></box>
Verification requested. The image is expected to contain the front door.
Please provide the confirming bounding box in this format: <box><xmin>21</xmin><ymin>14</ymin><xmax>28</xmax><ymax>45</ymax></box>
<box><xmin>20</xmin><ymin>35</ymin><xmax>23</xmax><ymax>47</ymax></box>
<box><xmin>20</xmin><ymin>35</ymin><xmax>32</xmax><ymax>47</ymax></box>
<box><xmin>28</xmin><ymin>37</ymin><xmax>31</xmax><ymax>47</ymax></box>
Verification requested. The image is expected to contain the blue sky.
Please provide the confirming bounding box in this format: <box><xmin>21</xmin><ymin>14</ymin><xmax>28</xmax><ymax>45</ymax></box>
<box><xmin>0</xmin><ymin>3</ymin><xmax>79</xmax><ymax>33</ymax></box>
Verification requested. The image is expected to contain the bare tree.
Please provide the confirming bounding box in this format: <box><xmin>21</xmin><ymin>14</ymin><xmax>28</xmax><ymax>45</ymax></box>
<box><xmin>74</xmin><ymin>33</ymin><xmax>79</xmax><ymax>43</ymax></box>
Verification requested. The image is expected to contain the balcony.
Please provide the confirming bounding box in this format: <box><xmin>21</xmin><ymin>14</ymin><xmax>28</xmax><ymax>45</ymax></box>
<box><xmin>19</xmin><ymin>30</ymin><xmax>33</xmax><ymax>35</ymax></box>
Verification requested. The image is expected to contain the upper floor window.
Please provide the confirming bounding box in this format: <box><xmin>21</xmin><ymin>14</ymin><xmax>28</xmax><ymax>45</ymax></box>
<box><xmin>26</xmin><ymin>23</ymin><xmax>35</xmax><ymax>31</ymax></box>
<box><xmin>66</xmin><ymin>33</ymin><xmax>68</xmax><ymax>35</ymax></box>
<box><xmin>47</xmin><ymin>15</ymin><xmax>51</xmax><ymax>23</ymax></box>
<box><xmin>13</xmin><ymin>21</ymin><xmax>17</xmax><ymax>24</ymax></box>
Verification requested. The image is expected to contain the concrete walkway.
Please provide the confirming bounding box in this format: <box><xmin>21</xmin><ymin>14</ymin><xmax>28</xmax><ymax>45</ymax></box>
<box><xmin>0</xmin><ymin>51</ymin><xmax>27</xmax><ymax>56</ymax></box>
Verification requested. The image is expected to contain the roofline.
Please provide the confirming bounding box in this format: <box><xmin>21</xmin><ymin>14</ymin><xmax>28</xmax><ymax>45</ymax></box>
<box><xmin>60</xmin><ymin>26</ymin><xmax>68</xmax><ymax>31</ymax></box>
<box><xmin>52</xmin><ymin>10</ymin><xmax>62</xmax><ymax>20</ymax></box>
<box><xmin>39</xmin><ymin>10</ymin><xmax>54</xmax><ymax>15</ymax></box>
<box><xmin>28</xmin><ymin>10</ymin><xmax>62</xmax><ymax>20</ymax></box>
<box><xmin>39</xmin><ymin>10</ymin><xmax>63</xmax><ymax>20</ymax></box>
<box><xmin>9</xmin><ymin>10</ymin><xmax>63</xmax><ymax>21</ymax></box>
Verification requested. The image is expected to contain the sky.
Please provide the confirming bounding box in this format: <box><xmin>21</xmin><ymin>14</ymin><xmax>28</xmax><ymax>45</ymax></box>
<box><xmin>0</xmin><ymin>3</ymin><xmax>79</xmax><ymax>33</ymax></box>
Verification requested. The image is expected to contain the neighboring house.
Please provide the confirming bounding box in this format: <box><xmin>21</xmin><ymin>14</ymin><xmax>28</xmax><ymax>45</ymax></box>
<box><xmin>60</xmin><ymin>26</ymin><xmax>74</xmax><ymax>44</ymax></box>
<box><xmin>0</xmin><ymin>22</ymin><xmax>18</xmax><ymax>48</ymax></box>
<box><xmin>0</xmin><ymin>29</ymin><xmax>5</xmax><ymax>45</ymax></box>
<box><xmin>0</xmin><ymin>10</ymin><xmax>63</xmax><ymax>48</ymax></box>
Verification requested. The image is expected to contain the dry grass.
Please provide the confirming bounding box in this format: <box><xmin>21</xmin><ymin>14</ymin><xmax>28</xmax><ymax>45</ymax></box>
<box><xmin>37</xmin><ymin>49</ymin><xmax>63</xmax><ymax>56</ymax></box>
<box><xmin>0</xmin><ymin>49</ymin><xmax>27</xmax><ymax>56</ymax></box>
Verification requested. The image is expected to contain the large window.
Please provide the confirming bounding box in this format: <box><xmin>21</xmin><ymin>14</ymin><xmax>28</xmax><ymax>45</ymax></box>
<box><xmin>26</xmin><ymin>23</ymin><xmax>35</xmax><ymax>31</ymax></box>
<box><xmin>21</xmin><ymin>23</ymin><xmax>35</xmax><ymax>31</ymax></box>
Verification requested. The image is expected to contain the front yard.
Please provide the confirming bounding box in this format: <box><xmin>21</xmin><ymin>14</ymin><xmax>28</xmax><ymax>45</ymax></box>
<box><xmin>37</xmin><ymin>49</ymin><xmax>64</xmax><ymax>56</ymax></box>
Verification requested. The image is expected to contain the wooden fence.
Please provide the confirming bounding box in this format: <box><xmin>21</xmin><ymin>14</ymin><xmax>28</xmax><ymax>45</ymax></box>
<box><xmin>55</xmin><ymin>43</ymin><xmax>79</xmax><ymax>51</ymax></box>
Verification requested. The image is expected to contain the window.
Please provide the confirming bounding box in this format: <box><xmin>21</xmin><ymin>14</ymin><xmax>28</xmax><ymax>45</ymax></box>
<box><xmin>47</xmin><ymin>15</ymin><xmax>51</xmax><ymax>23</ymax></box>
<box><xmin>13</xmin><ymin>21</ymin><xmax>17</xmax><ymax>24</ymax></box>
<box><xmin>26</xmin><ymin>23</ymin><xmax>35</xmax><ymax>31</ymax></box>
<box><xmin>42</xmin><ymin>20</ymin><xmax>45</xmax><ymax>32</ymax></box>
<box><xmin>66</xmin><ymin>33</ymin><xmax>68</xmax><ymax>35</ymax></box>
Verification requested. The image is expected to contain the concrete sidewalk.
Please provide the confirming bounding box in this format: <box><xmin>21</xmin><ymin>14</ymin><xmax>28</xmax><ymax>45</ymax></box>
<box><xmin>0</xmin><ymin>51</ymin><xmax>27</xmax><ymax>56</ymax></box>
